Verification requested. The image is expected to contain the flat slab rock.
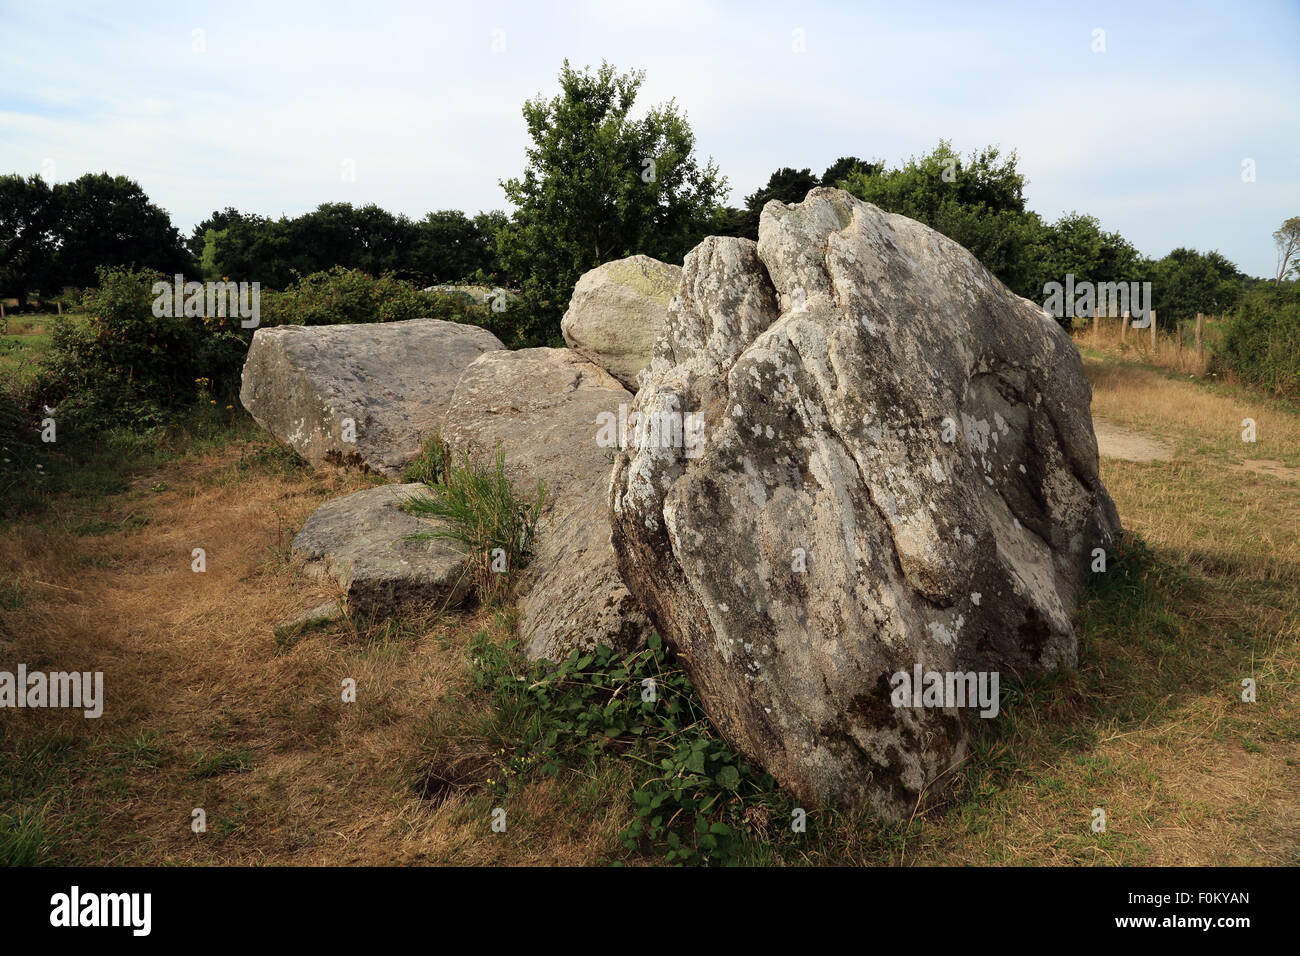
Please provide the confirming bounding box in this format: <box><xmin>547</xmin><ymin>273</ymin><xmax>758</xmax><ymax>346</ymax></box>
<box><xmin>440</xmin><ymin>348</ymin><xmax>651</xmax><ymax>660</ymax></box>
<box><xmin>240</xmin><ymin>318</ymin><xmax>502</xmax><ymax>476</ymax></box>
<box><xmin>609</xmin><ymin>188</ymin><xmax>1121</xmax><ymax>820</ymax></box>
<box><xmin>291</xmin><ymin>483</ymin><xmax>472</xmax><ymax>618</ymax></box>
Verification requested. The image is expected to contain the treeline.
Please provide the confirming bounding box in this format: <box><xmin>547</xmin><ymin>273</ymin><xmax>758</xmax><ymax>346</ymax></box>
<box><xmin>0</xmin><ymin>172</ymin><xmax>190</xmax><ymax>305</ymax></box>
<box><xmin>188</xmin><ymin>205</ymin><xmax>506</xmax><ymax>291</ymax></box>
<box><xmin>709</xmin><ymin>143</ymin><xmax>1249</xmax><ymax>327</ymax></box>
<box><xmin>2</xmin><ymin>60</ymin><xmax>1296</xmax><ymax>404</ymax></box>
<box><xmin>0</xmin><ymin>172</ymin><xmax>507</xmax><ymax>306</ymax></box>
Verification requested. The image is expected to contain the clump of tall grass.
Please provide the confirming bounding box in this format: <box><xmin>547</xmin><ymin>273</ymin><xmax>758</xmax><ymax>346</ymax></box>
<box><xmin>403</xmin><ymin>444</ymin><xmax>546</xmax><ymax>606</ymax></box>
<box><xmin>0</xmin><ymin>805</ymin><xmax>56</xmax><ymax>866</ymax></box>
<box><xmin>402</xmin><ymin>432</ymin><xmax>452</xmax><ymax>486</ymax></box>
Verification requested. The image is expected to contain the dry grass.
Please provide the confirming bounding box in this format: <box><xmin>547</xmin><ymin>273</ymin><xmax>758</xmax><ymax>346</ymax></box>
<box><xmin>0</xmin><ymin>440</ymin><xmax>623</xmax><ymax>865</ymax></box>
<box><xmin>1072</xmin><ymin>313</ymin><xmax>1221</xmax><ymax>377</ymax></box>
<box><xmin>1</xmin><ymin>346</ymin><xmax>1297</xmax><ymax>866</ymax></box>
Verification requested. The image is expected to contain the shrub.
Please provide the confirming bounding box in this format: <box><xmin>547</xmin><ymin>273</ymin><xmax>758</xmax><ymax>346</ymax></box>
<box><xmin>467</xmin><ymin>632</ymin><xmax>785</xmax><ymax>866</ymax></box>
<box><xmin>0</xmin><ymin>389</ymin><xmax>45</xmax><ymax>504</ymax></box>
<box><xmin>34</xmin><ymin>266</ymin><xmax>247</xmax><ymax>430</ymax></box>
<box><xmin>29</xmin><ymin>265</ymin><xmax>523</xmax><ymax>433</ymax></box>
<box><xmin>401</xmin><ymin>432</ymin><xmax>452</xmax><ymax>486</ymax></box>
<box><xmin>1213</xmin><ymin>284</ymin><xmax>1300</xmax><ymax>395</ymax></box>
<box><xmin>402</xmin><ymin>447</ymin><xmax>546</xmax><ymax>606</ymax></box>
<box><xmin>259</xmin><ymin>265</ymin><xmax>529</xmax><ymax>344</ymax></box>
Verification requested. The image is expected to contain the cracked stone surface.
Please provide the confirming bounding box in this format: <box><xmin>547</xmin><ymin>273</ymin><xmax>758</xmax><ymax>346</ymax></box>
<box><xmin>291</xmin><ymin>483</ymin><xmax>472</xmax><ymax>618</ymax></box>
<box><xmin>440</xmin><ymin>348</ymin><xmax>651</xmax><ymax>660</ymax></box>
<box><xmin>609</xmin><ymin>188</ymin><xmax>1120</xmax><ymax>819</ymax></box>
<box><xmin>240</xmin><ymin>318</ymin><xmax>503</xmax><ymax>476</ymax></box>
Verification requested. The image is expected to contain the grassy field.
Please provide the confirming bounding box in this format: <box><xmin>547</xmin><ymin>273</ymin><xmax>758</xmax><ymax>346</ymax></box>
<box><xmin>0</xmin><ymin>314</ymin><xmax>56</xmax><ymax>392</ymax></box>
<box><xmin>0</xmin><ymin>335</ymin><xmax>1296</xmax><ymax>865</ymax></box>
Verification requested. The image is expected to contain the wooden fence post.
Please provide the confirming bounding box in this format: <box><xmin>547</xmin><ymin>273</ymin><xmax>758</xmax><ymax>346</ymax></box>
<box><xmin>1121</xmin><ymin>309</ymin><xmax>1129</xmax><ymax>342</ymax></box>
<box><xmin>57</xmin><ymin>301</ymin><xmax>63</xmax><ymax>315</ymax></box>
<box><xmin>1150</xmin><ymin>309</ymin><xmax>1157</xmax><ymax>351</ymax></box>
<box><xmin>1196</xmin><ymin>312</ymin><xmax>1204</xmax><ymax>364</ymax></box>
<box><xmin>1093</xmin><ymin>311</ymin><xmax>1100</xmax><ymax>346</ymax></box>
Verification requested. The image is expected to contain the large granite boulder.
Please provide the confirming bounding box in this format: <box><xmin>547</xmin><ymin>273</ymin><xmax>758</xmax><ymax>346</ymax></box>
<box><xmin>609</xmin><ymin>188</ymin><xmax>1120</xmax><ymax>820</ymax></box>
<box><xmin>291</xmin><ymin>483</ymin><xmax>472</xmax><ymax>618</ymax></box>
<box><xmin>561</xmin><ymin>255</ymin><xmax>681</xmax><ymax>389</ymax></box>
<box><xmin>240</xmin><ymin>318</ymin><xmax>502</xmax><ymax>476</ymax></box>
<box><xmin>440</xmin><ymin>348</ymin><xmax>651</xmax><ymax>660</ymax></box>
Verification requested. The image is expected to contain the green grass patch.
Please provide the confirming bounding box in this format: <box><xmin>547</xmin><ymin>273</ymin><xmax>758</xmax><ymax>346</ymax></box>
<box><xmin>0</xmin><ymin>804</ymin><xmax>57</xmax><ymax>866</ymax></box>
<box><xmin>190</xmin><ymin>747</ymin><xmax>254</xmax><ymax>779</ymax></box>
<box><xmin>403</xmin><ymin>447</ymin><xmax>546</xmax><ymax>606</ymax></box>
<box><xmin>401</xmin><ymin>432</ymin><xmax>452</xmax><ymax>486</ymax></box>
<box><xmin>435</xmin><ymin>631</ymin><xmax>803</xmax><ymax>865</ymax></box>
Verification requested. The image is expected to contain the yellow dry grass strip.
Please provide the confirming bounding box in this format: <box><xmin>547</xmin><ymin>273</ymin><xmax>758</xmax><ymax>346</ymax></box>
<box><xmin>0</xmin><ymin>445</ymin><xmax>619</xmax><ymax>866</ymax></box>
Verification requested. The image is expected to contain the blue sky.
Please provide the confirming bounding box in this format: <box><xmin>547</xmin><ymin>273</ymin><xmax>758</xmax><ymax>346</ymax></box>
<box><xmin>2</xmin><ymin>0</ymin><xmax>1297</xmax><ymax>276</ymax></box>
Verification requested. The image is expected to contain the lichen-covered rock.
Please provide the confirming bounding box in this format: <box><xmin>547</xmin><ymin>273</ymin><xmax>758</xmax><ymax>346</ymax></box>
<box><xmin>291</xmin><ymin>483</ymin><xmax>472</xmax><ymax>617</ymax></box>
<box><xmin>561</xmin><ymin>255</ymin><xmax>681</xmax><ymax>389</ymax></box>
<box><xmin>440</xmin><ymin>348</ymin><xmax>651</xmax><ymax>660</ymax></box>
<box><xmin>240</xmin><ymin>318</ymin><xmax>502</xmax><ymax>476</ymax></box>
<box><xmin>609</xmin><ymin>188</ymin><xmax>1120</xmax><ymax>820</ymax></box>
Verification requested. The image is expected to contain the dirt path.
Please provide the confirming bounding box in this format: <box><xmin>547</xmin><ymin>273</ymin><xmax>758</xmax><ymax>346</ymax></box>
<box><xmin>1093</xmin><ymin>419</ymin><xmax>1174</xmax><ymax>462</ymax></box>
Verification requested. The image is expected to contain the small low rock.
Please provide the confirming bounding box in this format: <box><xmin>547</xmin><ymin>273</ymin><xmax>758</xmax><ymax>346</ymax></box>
<box><xmin>291</xmin><ymin>483</ymin><xmax>472</xmax><ymax>618</ymax></box>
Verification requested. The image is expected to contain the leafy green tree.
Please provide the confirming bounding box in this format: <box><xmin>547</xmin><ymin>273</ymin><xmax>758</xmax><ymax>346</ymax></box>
<box><xmin>820</xmin><ymin>156</ymin><xmax>880</xmax><ymax>189</ymax></box>
<box><xmin>206</xmin><ymin>214</ymin><xmax>301</xmax><ymax>288</ymax></box>
<box><xmin>0</xmin><ymin>174</ymin><xmax>57</xmax><ymax>306</ymax></box>
<box><xmin>286</xmin><ymin>203</ymin><xmax>421</xmax><ymax>280</ymax></box>
<box><xmin>709</xmin><ymin>206</ymin><xmax>752</xmax><ymax>239</ymax></box>
<box><xmin>1152</xmin><ymin>247</ymin><xmax>1242</xmax><ymax>323</ymax></box>
<box><xmin>842</xmin><ymin>141</ymin><xmax>1026</xmax><ymax>222</ymax></box>
<box><xmin>187</xmin><ymin>207</ymin><xmax>243</xmax><ymax>262</ymax></box>
<box><xmin>497</xmin><ymin>60</ymin><xmax>727</xmax><ymax>344</ymax></box>
<box><xmin>415</xmin><ymin>209</ymin><xmax>503</xmax><ymax>284</ymax></box>
<box><xmin>51</xmin><ymin>173</ymin><xmax>191</xmax><ymax>289</ymax></box>
<box><xmin>1025</xmin><ymin>212</ymin><xmax>1146</xmax><ymax>307</ymax></box>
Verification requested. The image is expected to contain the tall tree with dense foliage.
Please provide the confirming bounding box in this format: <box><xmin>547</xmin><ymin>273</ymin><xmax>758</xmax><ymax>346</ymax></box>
<box><xmin>1152</xmin><ymin>247</ymin><xmax>1242</xmax><ymax>323</ymax></box>
<box><xmin>820</xmin><ymin>156</ymin><xmax>877</xmax><ymax>188</ymax></box>
<box><xmin>496</xmin><ymin>60</ymin><xmax>727</xmax><ymax>344</ymax></box>
<box><xmin>841</xmin><ymin>141</ymin><xmax>1044</xmax><ymax>299</ymax></box>
<box><xmin>51</xmin><ymin>173</ymin><xmax>191</xmax><ymax>289</ymax></box>
<box><xmin>0</xmin><ymin>173</ymin><xmax>58</xmax><ymax>305</ymax></box>
<box><xmin>416</xmin><ymin>209</ymin><xmax>504</xmax><ymax>283</ymax></box>
<box><xmin>187</xmin><ymin>206</ymin><xmax>243</xmax><ymax>263</ymax></box>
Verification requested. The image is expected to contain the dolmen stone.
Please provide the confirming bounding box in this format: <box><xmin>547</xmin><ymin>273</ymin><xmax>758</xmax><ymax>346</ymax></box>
<box><xmin>240</xmin><ymin>318</ymin><xmax>503</xmax><ymax>476</ymax></box>
<box><xmin>609</xmin><ymin>188</ymin><xmax>1120</xmax><ymax>820</ymax></box>
<box><xmin>440</xmin><ymin>348</ymin><xmax>651</xmax><ymax>660</ymax></box>
<box><xmin>291</xmin><ymin>483</ymin><xmax>472</xmax><ymax>618</ymax></box>
<box><xmin>561</xmin><ymin>255</ymin><xmax>681</xmax><ymax>390</ymax></box>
